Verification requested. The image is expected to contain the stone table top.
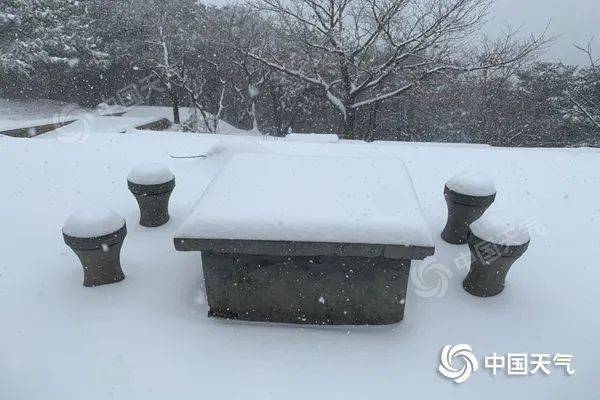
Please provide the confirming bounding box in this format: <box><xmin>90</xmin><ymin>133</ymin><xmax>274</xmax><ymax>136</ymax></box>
<box><xmin>175</xmin><ymin>153</ymin><xmax>434</xmax><ymax>259</ymax></box>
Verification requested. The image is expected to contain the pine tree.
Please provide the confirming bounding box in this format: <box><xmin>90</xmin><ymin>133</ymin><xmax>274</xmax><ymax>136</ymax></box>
<box><xmin>0</xmin><ymin>0</ymin><xmax>109</xmax><ymax>78</ymax></box>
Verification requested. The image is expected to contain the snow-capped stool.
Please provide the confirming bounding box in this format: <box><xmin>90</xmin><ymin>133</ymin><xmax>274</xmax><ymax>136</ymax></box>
<box><xmin>441</xmin><ymin>171</ymin><xmax>496</xmax><ymax>244</ymax></box>
<box><xmin>463</xmin><ymin>214</ymin><xmax>530</xmax><ymax>297</ymax></box>
<box><xmin>127</xmin><ymin>163</ymin><xmax>175</xmax><ymax>227</ymax></box>
<box><xmin>174</xmin><ymin>153</ymin><xmax>434</xmax><ymax>325</ymax></box>
<box><xmin>62</xmin><ymin>207</ymin><xmax>127</xmax><ymax>287</ymax></box>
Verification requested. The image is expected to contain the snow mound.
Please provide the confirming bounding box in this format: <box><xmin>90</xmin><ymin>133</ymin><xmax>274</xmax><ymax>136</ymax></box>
<box><xmin>470</xmin><ymin>212</ymin><xmax>530</xmax><ymax>246</ymax></box>
<box><xmin>63</xmin><ymin>207</ymin><xmax>125</xmax><ymax>238</ymax></box>
<box><xmin>128</xmin><ymin>163</ymin><xmax>174</xmax><ymax>185</ymax></box>
<box><xmin>62</xmin><ymin>207</ymin><xmax>125</xmax><ymax>238</ymax></box>
<box><xmin>205</xmin><ymin>138</ymin><xmax>269</xmax><ymax>158</ymax></box>
<box><xmin>285</xmin><ymin>133</ymin><xmax>339</xmax><ymax>143</ymax></box>
<box><xmin>96</xmin><ymin>102</ymin><xmax>127</xmax><ymax>116</ymax></box>
<box><xmin>446</xmin><ymin>171</ymin><xmax>496</xmax><ymax>196</ymax></box>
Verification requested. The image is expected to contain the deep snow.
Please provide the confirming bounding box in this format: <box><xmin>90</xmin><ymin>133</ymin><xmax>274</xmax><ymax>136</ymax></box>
<box><xmin>0</xmin><ymin>105</ymin><xmax>598</xmax><ymax>399</ymax></box>
<box><xmin>178</xmin><ymin>153</ymin><xmax>433</xmax><ymax>247</ymax></box>
<box><xmin>285</xmin><ymin>133</ymin><xmax>340</xmax><ymax>143</ymax></box>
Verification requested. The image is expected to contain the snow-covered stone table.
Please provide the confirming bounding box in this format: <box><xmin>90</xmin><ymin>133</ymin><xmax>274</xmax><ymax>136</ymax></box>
<box><xmin>174</xmin><ymin>153</ymin><xmax>434</xmax><ymax>325</ymax></box>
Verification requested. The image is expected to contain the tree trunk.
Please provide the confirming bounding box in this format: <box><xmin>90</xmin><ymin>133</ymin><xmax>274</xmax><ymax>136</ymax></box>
<box><xmin>249</xmin><ymin>99</ymin><xmax>259</xmax><ymax>131</ymax></box>
<box><xmin>271</xmin><ymin>92</ymin><xmax>281</xmax><ymax>135</ymax></box>
<box><xmin>342</xmin><ymin>107</ymin><xmax>356</xmax><ymax>139</ymax></box>
<box><xmin>365</xmin><ymin>103</ymin><xmax>379</xmax><ymax>142</ymax></box>
<box><xmin>171</xmin><ymin>91</ymin><xmax>180</xmax><ymax>125</ymax></box>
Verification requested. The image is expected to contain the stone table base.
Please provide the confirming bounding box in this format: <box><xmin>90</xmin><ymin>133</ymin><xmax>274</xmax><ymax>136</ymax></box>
<box><xmin>201</xmin><ymin>251</ymin><xmax>411</xmax><ymax>325</ymax></box>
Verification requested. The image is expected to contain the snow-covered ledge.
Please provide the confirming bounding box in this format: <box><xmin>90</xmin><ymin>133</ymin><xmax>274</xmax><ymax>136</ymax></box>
<box><xmin>174</xmin><ymin>153</ymin><xmax>434</xmax><ymax>325</ymax></box>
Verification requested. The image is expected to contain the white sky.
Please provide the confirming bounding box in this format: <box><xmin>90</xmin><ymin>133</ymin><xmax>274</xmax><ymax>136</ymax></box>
<box><xmin>487</xmin><ymin>0</ymin><xmax>599</xmax><ymax>64</ymax></box>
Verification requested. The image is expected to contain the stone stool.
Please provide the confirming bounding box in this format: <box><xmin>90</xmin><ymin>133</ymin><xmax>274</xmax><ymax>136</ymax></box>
<box><xmin>463</xmin><ymin>214</ymin><xmax>530</xmax><ymax>297</ymax></box>
<box><xmin>441</xmin><ymin>171</ymin><xmax>496</xmax><ymax>244</ymax></box>
<box><xmin>62</xmin><ymin>207</ymin><xmax>127</xmax><ymax>287</ymax></box>
<box><xmin>127</xmin><ymin>163</ymin><xmax>175</xmax><ymax>227</ymax></box>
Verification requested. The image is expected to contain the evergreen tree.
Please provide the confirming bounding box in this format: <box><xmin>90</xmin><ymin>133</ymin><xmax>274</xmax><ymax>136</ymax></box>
<box><xmin>0</xmin><ymin>0</ymin><xmax>109</xmax><ymax>79</ymax></box>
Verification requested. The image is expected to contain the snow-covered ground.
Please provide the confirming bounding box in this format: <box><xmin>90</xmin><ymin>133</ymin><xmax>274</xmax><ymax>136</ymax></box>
<box><xmin>1</xmin><ymin>104</ymin><xmax>598</xmax><ymax>399</ymax></box>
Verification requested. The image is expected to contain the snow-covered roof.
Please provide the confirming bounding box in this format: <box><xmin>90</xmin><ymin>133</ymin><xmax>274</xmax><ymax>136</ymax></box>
<box><xmin>285</xmin><ymin>133</ymin><xmax>339</xmax><ymax>143</ymax></box>
<box><xmin>0</xmin><ymin>117</ymin><xmax>75</xmax><ymax>132</ymax></box>
<box><xmin>1</xmin><ymin>104</ymin><xmax>598</xmax><ymax>400</ymax></box>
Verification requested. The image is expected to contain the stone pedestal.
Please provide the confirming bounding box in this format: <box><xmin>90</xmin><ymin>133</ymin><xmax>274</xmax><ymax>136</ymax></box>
<box><xmin>463</xmin><ymin>231</ymin><xmax>530</xmax><ymax>297</ymax></box>
<box><xmin>176</xmin><ymin>238</ymin><xmax>433</xmax><ymax>325</ymax></box>
<box><xmin>128</xmin><ymin>179</ymin><xmax>175</xmax><ymax>227</ymax></box>
<box><xmin>63</xmin><ymin>225</ymin><xmax>127</xmax><ymax>287</ymax></box>
<box><xmin>441</xmin><ymin>186</ymin><xmax>496</xmax><ymax>244</ymax></box>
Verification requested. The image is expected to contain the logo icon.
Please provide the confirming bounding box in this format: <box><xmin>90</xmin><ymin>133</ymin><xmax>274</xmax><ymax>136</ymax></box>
<box><xmin>411</xmin><ymin>256</ymin><xmax>453</xmax><ymax>298</ymax></box>
<box><xmin>52</xmin><ymin>104</ymin><xmax>93</xmax><ymax>144</ymax></box>
<box><xmin>439</xmin><ymin>344</ymin><xmax>479</xmax><ymax>383</ymax></box>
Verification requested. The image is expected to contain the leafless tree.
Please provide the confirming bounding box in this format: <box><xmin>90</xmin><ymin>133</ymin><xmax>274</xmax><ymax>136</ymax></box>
<box><xmin>175</xmin><ymin>60</ymin><xmax>228</xmax><ymax>133</ymax></box>
<box><xmin>146</xmin><ymin>24</ymin><xmax>182</xmax><ymax>124</ymax></box>
<box><xmin>566</xmin><ymin>39</ymin><xmax>600</xmax><ymax>130</ymax></box>
<box><xmin>218</xmin><ymin>7</ymin><xmax>271</xmax><ymax>132</ymax></box>
<box><xmin>247</xmin><ymin>0</ymin><xmax>549</xmax><ymax>138</ymax></box>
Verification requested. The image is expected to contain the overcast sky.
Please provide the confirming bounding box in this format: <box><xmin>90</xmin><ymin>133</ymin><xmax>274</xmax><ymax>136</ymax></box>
<box><xmin>210</xmin><ymin>0</ymin><xmax>598</xmax><ymax>64</ymax></box>
<box><xmin>484</xmin><ymin>0</ymin><xmax>598</xmax><ymax>64</ymax></box>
